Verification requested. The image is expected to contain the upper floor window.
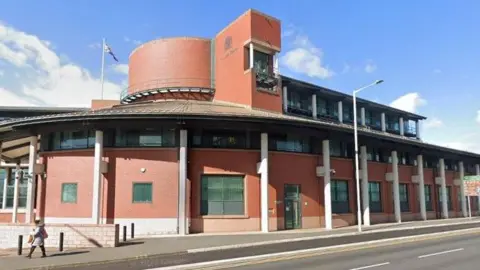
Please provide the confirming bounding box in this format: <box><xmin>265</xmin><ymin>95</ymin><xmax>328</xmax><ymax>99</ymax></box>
<box><xmin>330</xmin><ymin>140</ymin><xmax>353</xmax><ymax>158</ymax></box>
<box><xmin>317</xmin><ymin>98</ymin><xmax>338</xmax><ymax>119</ymax></box>
<box><xmin>343</xmin><ymin>104</ymin><xmax>353</xmax><ymax>123</ymax></box>
<box><xmin>253</xmin><ymin>50</ymin><xmax>271</xmax><ymax>75</ymax></box>
<box><xmin>288</xmin><ymin>91</ymin><xmax>312</xmax><ymax>117</ymax></box>
<box><xmin>385</xmin><ymin>115</ymin><xmax>400</xmax><ymax>132</ymax></box>
<box><xmin>269</xmin><ymin>134</ymin><xmax>311</xmax><ymax>153</ymax></box>
<box><xmin>192</xmin><ymin>130</ymin><xmax>247</xmax><ymax>149</ymax></box>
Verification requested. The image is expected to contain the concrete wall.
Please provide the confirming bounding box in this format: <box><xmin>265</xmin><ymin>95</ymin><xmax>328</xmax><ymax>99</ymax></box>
<box><xmin>0</xmin><ymin>223</ymin><xmax>118</xmax><ymax>249</ymax></box>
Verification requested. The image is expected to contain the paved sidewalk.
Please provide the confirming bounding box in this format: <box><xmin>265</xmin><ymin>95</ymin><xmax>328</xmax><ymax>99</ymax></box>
<box><xmin>1</xmin><ymin>217</ymin><xmax>479</xmax><ymax>270</ymax></box>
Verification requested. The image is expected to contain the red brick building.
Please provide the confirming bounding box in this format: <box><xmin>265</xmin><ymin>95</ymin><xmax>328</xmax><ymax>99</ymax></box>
<box><xmin>0</xmin><ymin>9</ymin><xmax>479</xmax><ymax>236</ymax></box>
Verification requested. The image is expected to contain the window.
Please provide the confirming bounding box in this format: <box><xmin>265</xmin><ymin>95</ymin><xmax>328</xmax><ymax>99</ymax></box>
<box><xmin>61</xmin><ymin>183</ymin><xmax>78</xmax><ymax>203</ymax></box>
<box><xmin>6</xmin><ymin>169</ymin><xmax>28</xmax><ymax>208</ymax></box>
<box><xmin>115</xmin><ymin>128</ymin><xmax>175</xmax><ymax>147</ymax></box>
<box><xmin>0</xmin><ymin>169</ymin><xmax>5</xmax><ymax>209</ymax></box>
<box><xmin>288</xmin><ymin>91</ymin><xmax>312</xmax><ymax>117</ymax></box>
<box><xmin>330</xmin><ymin>140</ymin><xmax>353</xmax><ymax>158</ymax></box>
<box><xmin>192</xmin><ymin>130</ymin><xmax>247</xmax><ymax>149</ymax></box>
<box><xmin>343</xmin><ymin>104</ymin><xmax>353</xmax><ymax>123</ymax></box>
<box><xmin>367</xmin><ymin>147</ymin><xmax>380</xmax><ymax>162</ymax></box>
<box><xmin>201</xmin><ymin>175</ymin><xmax>244</xmax><ymax>215</ymax></box>
<box><xmin>269</xmin><ymin>134</ymin><xmax>311</xmax><ymax>153</ymax></box>
<box><xmin>317</xmin><ymin>99</ymin><xmax>338</xmax><ymax>119</ymax></box>
<box><xmin>132</xmin><ymin>183</ymin><xmax>153</xmax><ymax>203</ymax></box>
<box><xmin>331</xmin><ymin>180</ymin><xmax>349</xmax><ymax>213</ymax></box>
<box><xmin>386</xmin><ymin>115</ymin><xmax>400</xmax><ymax>132</ymax></box>
<box><xmin>424</xmin><ymin>185</ymin><xmax>433</xmax><ymax>211</ymax></box>
<box><xmin>369</xmin><ymin>182</ymin><xmax>382</xmax><ymax>213</ymax></box>
<box><xmin>399</xmin><ymin>184</ymin><xmax>409</xmax><ymax>212</ymax></box>
<box><xmin>253</xmin><ymin>50</ymin><xmax>270</xmax><ymax>75</ymax></box>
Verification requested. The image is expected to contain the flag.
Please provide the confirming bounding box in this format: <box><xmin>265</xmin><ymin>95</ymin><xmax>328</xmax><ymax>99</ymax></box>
<box><xmin>104</xmin><ymin>43</ymin><xmax>118</xmax><ymax>62</ymax></box>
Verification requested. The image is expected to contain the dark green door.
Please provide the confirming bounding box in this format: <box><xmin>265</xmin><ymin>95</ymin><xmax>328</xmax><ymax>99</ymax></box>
<box><xmin>284</xmin><ymin>184</ymin><xmax>301</xmax><ymax>230</ymax></box>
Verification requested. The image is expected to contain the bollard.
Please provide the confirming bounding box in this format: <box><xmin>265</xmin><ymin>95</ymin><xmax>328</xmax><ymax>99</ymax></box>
<box><xmin>131</xmin><ymin>223</ymin><xmax>134</xmax><ymax>239</ymax></box>
<box><xmin>59</xmin><ymin>232</ymin><xmax>64</xmax><ymax>252</ymax></box>
<box><xmin>123</xmin><ymin>226</ymin><xmax>127</xmax><ymax>242</ymax></box>
<box><xmin>18</xmin><ymin>235</ymin><xmax>23</xmax><ymax>256</ymax></box>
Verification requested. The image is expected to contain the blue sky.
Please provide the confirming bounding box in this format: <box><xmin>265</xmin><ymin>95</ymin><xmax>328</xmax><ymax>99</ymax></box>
<box><xmin>0</xmin><ymin>1</ymin><xmax>479</xmax><ymax>152</ymax></box>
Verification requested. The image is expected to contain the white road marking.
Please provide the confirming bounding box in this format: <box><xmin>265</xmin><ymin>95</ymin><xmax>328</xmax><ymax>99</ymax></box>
<box><xmin>418</xmin><ymin>248</ymin><xmax>464</xmax><ymax>259</ymax></box>
<box><xmin>350</xmin><ymin>262</ymin><xmax>390</xmax><ymax>270</ymax></box>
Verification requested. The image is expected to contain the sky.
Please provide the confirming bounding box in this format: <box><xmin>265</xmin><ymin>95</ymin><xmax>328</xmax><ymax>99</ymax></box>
<box><xmin>0</xmin><ymin>1</ymin><xmax>479</xmax><ymax>153</ymax></box>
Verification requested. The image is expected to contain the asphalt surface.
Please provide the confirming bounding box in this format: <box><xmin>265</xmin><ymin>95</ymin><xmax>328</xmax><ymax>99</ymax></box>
<box><xmin>231</xmin><ymin>231</ymin><xmax>480</xmax><ymax>270</ymax></box>
<box><xmin>41</xmin><ymin>222</ymin><xmax>480</xmax><ymax>270</ymax></box>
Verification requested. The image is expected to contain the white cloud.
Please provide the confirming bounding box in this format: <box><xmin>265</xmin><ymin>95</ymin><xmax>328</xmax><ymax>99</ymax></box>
<box><xmin>280</xmin><ymin>32</ymin><xmax>334</xmax><ymax>79</ymax></box>
<box><xmin>476</xmin><ymin>110</ymin><xmax>480</xmax><ymax>124</ymax></box>
<box><xmin>124</xmin><ymin>36</ymin><xmax>142</xmax><ymax>46</ymax></box>
<box><xmin>429</xmin><ymin>133</ymin><xmax>480</xmax><ymax>154</ymax></box>
<box><xmin>341</xmin><ymin>63</ymin><xmax>351</xmax><ymax>74</ymax></box>
<box><xmin>0</xmin><ymin>22</ymin><xmax>124</xmax><ymax>107</ymax></box>
<box><xmin>112</xmin><ymin>63</ymin><xmax>128</xmax><ymax>75</ymax></box>
<box><xmin>88</xmin><ymin>43</ymin><xmax>101</xmax><ymax>49</ymax></box>
<box><xmin>423</xmin><ymin>117</ymin><xmax>443</xmax><ymax>129</ymax></box>
<box><xmin>364</xmin><ymin>62</ymin><xmax>377</xmax><ymax>73</ymax></box>
<box><xmin>390</xmin><ymin>93</ymin><xmax>427</xmax><ymax>113</ymax></box>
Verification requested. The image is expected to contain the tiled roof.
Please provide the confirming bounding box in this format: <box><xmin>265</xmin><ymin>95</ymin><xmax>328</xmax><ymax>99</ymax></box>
<box><xmin>0</xmin><ymin>100</ymin><xmax>479</xmax><ymax>158</ymax></box>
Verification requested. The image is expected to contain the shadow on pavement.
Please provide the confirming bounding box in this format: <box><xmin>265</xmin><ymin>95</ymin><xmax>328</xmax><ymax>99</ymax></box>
<box><xmin>48</xmin><ymin>251</ymin><xmax>90</xmax><ymax>257</ymax></box>
<box><xmin>117</xmin><ymin>241</ymin><xmax>144</xmax><ymax>247</ymax></box>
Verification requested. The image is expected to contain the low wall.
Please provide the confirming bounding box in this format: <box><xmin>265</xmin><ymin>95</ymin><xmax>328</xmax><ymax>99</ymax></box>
<box><xmin>0</xmin><ymin>223</ymin><xmax>119</xmax><ymax>249</ymax></box>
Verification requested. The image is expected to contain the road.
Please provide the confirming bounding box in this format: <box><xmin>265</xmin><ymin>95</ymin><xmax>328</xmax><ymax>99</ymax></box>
<box><xmin>229</xmin><ymin>232</ymin><xmax>480</xmax><ymax>270</ymax></box>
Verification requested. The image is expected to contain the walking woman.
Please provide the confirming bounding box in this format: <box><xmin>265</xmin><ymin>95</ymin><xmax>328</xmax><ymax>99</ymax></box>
<box><xmin>26</xmin><ymin>219</ymin><xmax>48</xmax><ymax>258</ymax></box>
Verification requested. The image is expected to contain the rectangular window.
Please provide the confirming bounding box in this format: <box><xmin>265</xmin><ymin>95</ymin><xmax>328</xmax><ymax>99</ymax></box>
<box><xmin>61</xmin><ymin>183</ymin><xmax>78</xmax><ymax>203</ymax></box>
<box><xmin>201</xmin><ymin>175</ymin><xmax>244</xmax><ymax>215</ymax></box>
<box><xmin>330</xmin><ymin>140</ymin><xmax>353</xmax><ymax>158</ymax></box>
<box><xmin>0</xmin><ymin>169</ymin><xmax>5</xmax><ymax>209</ymax></box>
<box><xmin>253</xmin><ymin>50</ymin><xmax>270</xmax><ymax>75</ymax></box>
<box><xmin>269</xmin><ymin>134</ymin><xmax>311</xmax><ymax>153</ymax></box>
<box><xmin>425</xmin><ymin>185</ymin><xmax>433</xmax><ymax>211</ymax></box>
<box><xmin>331</xmin><ymin>180</ymin><xmax>349</xmax><ymax>214</ymax></box>
<box><xmin>343</xmin><ymin>104</ymin><xmax>353</xmax><ymax>123</ymax></box>
<box><xmin>287</xmin><ymin>91</ymin><xmax>312</xmax><ymax>117</ymax></box>
<box><xmin>132</xmin><ymin>183</ymin><xmax>153</xmax><ymax>203</ymax></box>
<box><xmin>191</xmin><ymin>130</ymin><xmax>248</xmax><ymax>149</ymax></box>
<box><xmin>399</xmin><ymin>184</ymin><xmax>409</xmax><ymax>212</ymax></box>
<box><xmin>6</xmin><ymin>169</ymin><xmax>28</xmax><ymax>208</ymax></box>
<box><xmin>369</xmin><ymin>182</ymin><xmax>382</xmax><ymax>213</ymax></box>
<box><xmin>115</xmin><ymin>128</ymin><xmax>175</xmax><ymax>147</ymax></box>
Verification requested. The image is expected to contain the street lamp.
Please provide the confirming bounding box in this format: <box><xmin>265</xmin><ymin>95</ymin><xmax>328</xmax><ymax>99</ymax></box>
<box><xmin>353</xmin><ymin>79</ymin><xmax>384</xmax><ymax>233</ymax></box>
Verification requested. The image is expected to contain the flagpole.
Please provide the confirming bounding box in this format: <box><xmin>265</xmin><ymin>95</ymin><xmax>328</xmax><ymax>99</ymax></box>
<box><xmin>100</xmin><ymin>38</ymin><xmax>106</xmax><ymax>100</ymax></box>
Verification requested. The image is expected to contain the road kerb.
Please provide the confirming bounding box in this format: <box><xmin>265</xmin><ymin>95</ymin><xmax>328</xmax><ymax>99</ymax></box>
<box><xmin>156</xmin><ymin>227</ymin><xmax>480</xmax><ymax>270</ymax></box>
<box><xmin>187</xmin><ymin>219</ymin><xmax>480</xmax><ymax>253</ymax></box>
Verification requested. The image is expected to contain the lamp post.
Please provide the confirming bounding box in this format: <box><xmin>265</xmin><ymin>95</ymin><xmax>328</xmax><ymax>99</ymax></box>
<box><xmin>353</xmin><ymin>79</ymin><xmax>384</xmax><ymax>233</ymax></box>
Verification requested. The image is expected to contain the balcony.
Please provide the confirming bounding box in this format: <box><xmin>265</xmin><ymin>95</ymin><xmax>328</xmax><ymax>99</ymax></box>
<box><xmin>254</xmin><ymin>64</ymin><xmax>279</xmax><ymax>90</ymax></box>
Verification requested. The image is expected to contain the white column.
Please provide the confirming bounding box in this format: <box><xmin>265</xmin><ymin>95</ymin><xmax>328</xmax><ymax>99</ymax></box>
<box><xmin>312</xmin><ymin>94</ymin><xmax>317</xmax><ymax>119</ymax></box>
<box><xmin>2</xmin><ymin>169</ymin><xmax>7</xmax><ymax>210</ymax></box>
<box><xmin>25</xmin><ymin>136</ymin><xmax>38</xmax><ymax>223</ymax></box>
<box><xmin>91</xmin><ymin>130</ymin><xmax>103</xmax><ymax>224</ymax></box>
<box><xmin>360</xmin><ymin>146</ymin><xmax>370</xmax><ymax>226</ymax></box>
<box><xmin>417</xmin><ymin>155</ymin><xmax>427</xmax><ymax>220</ymax></box>
<box><xmin>260</xmin><ymin>133</ymin><xmax>269</xmax><ymax>233</ymax></box>
<box><xmin>439</xmin><ymin>158</ymin><xmax>448</xmax><ymax>218</ymax></box>
<box><xmin>323</xmin><ymin>140</ymin><xmax>332</xmax><ymax>230</ymax></box>
<box><xmin>249</xmin><ymin>43</ymin><xmax>254</xmax><ymax>69</ymax></box>
<box><xmin>381</xmin><ymin>113</ymin><xmax>386</xmax><ymax>132</ymax></box>
<box><xmin>477</xmin><ymin>164</ymin><xmax>480</xmax><ymax>215</ymax></box>
<box><xmin>392</xmin><ymin>151</ymin><xmax>401</xmax><ymax>223</ymax></box>
<box><xmin>399</xmin><ymin>117</ymin><xmax>404</xmax><ymax>136</ymax></box>
<box><xmin>416</xmin><ymin>121</ymin><xmax>421</xmax><ymax>140</ymax></box>
<box><xmin>178</xmin><ymin>129</ymin><xmax>188</xmax><ymax>235</ymax></box>
<box><xmin>338</xmin><ymin>101</ymin><xmax>343</xmax><ymax>123</ymax></box>
<box><xmin>282</xmin><ymin>86</ymin><xmax>288</xmax><ymax>113</ymax></box>
<box><xmin>273</xmin><ymin>53</ymin><xmax>279</xmax><ymax>76</ymax></box>
<box><xmin>459</xmin><ymin>161</ymin><xmax>467</xmax><ymax>217</ymax></box>
<box><xmin>360</xmin><ymin>107</ymin><xmax>366</xmax><ymax>126</ymax></box>
<box><xmin>12</xmin><ymin>163</ymin><xmax>21</xmax><ymax>223</ymax></box>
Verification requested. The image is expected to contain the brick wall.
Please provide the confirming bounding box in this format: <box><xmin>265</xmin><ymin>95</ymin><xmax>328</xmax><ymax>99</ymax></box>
<box><xmin>0</xmin><ymin>223</ymin><xmax>119</xmax><ymax>249</ymax></box>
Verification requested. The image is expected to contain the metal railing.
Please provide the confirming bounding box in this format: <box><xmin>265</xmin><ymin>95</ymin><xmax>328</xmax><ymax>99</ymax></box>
<box><xmin>120</xmin><ymin>78</ymin><xmax>215</xmax><ymax>101</ymax></box>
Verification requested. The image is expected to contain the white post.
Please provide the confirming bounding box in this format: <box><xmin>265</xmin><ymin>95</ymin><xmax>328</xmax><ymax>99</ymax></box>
<box><xmin>392</xmin><ymin>151</ymin><xmax>401</xmax><ymax>223</ymax></box>
<box><xmin>416</xmin><ymin>120</ymin><xmax>421</xmax><ymax>140</ymax></box>
<box><xmin>459</xmin><ymin>161</ymin><xmax>467</xmax><ymax>217</ymax></box>
<box><xmin>360</xmin><ymin>146</ymin><xmax>370</xmax><ymax>226</ymax></box>
<box><xmin>282</xmin><ymin>86</ymin><xmax>288</xmax><ymax>113</ymax></box>
<box><xmin>360</xmin><ymin>107</ymin><xmax>366</xmax><ymax>126</ymax></box>
<box><xmin>273</xmin><ymin>53</ymin><xmax>279</xmax><ymax>76</ymax></box>
<box><xmin>467</xmin><ymin>196</ymin><xmax>472</xmax><ymax>218</ymax></box>
<box><xmin>381</xmin><ymin>113</ymin><xmax>386</xmax><ymax>132</ymax></box>
<box><xmin>353</xmin><ymin>93</ymin><xmax>362</xmax><ymax>232</ymax></box>
<box><xmin>100</xmin><ymin>38</ymin><xmax>106</xmax><ymax>100</ymax></box>
<box><xmin>312</xmin><ymin>94</ymin><xmax>317</xmax><ymax>119</ymax></box>
<box><xmin>439</xmin><ymin>158</ymin><xmax>448</xmax><ymax>219</ymax></box>
<box><xmin>249</xmin><ymin>43</ymin><xmax>254</xmax><ymax>69</ymax></box>
<box><xmin>476</xmin><ymin>164</ymin><xmax>480</xmax><ymax>215</ymax></box>
<box><xmin>25</xmin><ymin>136</ymin><xmax>38</xmax><ymax>223</ymax></box>
<box><xmin>91</xmin><ymin>130</ymin><xmax>103</xmax><ymax>224</ymax></box>
<box><xmin>323</xmin><ymin>140</ymin><xmax>332</xmax><ymax>230</ymax></box>
<box><xmin>399</xmin><ymin>117</ymin><xmax>404</xmax><ymax>136</ymax></box>
<box><xmin>260</xmin><ymin>133</ymin><xmax>269</xmax><ymax>233</ymax></box>
<box><xmin>417</xmin><ymin>155</ymin><xmax>427</xmax><ymax>220</ymax></box>
<box><xmin>178</xmin><ymin>129</ymin><xmax>188</xmax><ymax>235</ymax></box>
<box><xmin>12</xmin><ymin>163</ymin><xmax>21</xmax><ymax>223</ymax></box>
<box><xmin>338</xmin><ymin>101</ymin><xmax>343</xmax><ymax>123</ymax></box>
